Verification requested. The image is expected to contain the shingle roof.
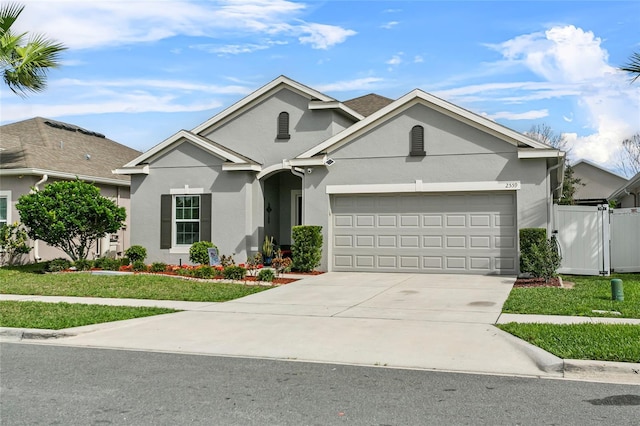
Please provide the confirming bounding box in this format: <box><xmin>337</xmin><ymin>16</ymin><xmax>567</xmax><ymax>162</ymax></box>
<box><xmin>0</xmin><ymin>117</ymin><xmax>141</xmax><ymax>182</ymax></box>
<box><xmin>343</xmin><ymin>93</ymin><xmax>394</xmax><ymax>117</ymax></box>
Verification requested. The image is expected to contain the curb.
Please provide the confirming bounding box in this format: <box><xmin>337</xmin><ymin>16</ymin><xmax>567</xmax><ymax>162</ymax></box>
<box><xmin>495</xmin><ymin>327</ymin><xmax>564</xmax><ymax>374</ymax></box>
<box><xmin>563</xmin><ymin>359</ymin><xmax>640</xmax><ymax>385</ymax></box>
<box><xmin>0</xmin><ymin>327</ymin><xmax>74</xmax><ymax>341</ymax></box>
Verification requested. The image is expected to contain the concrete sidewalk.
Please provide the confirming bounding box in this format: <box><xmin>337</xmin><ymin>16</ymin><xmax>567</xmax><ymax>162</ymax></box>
<box><xmin>1</xmin><ymin>272</ymin><xmax>639</xmax><ymax>384</ymax></box>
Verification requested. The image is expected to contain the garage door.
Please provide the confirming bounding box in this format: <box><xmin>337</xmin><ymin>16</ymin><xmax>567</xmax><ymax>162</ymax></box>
<box><xmin>331</xmin><ymin>192</ymin><xmax>517</xmax><ymax>274</ymax></box>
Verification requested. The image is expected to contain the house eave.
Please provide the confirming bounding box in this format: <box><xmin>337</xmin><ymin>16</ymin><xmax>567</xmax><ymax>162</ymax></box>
<box><xmin>308</xmin><ymin>101</ymin><xmax>364</xmax><ymax>121</ymax></box>
<box><xmin>0</xmin><ymin>168</ymin><xmax>131</xmax><ymax>187</ymax></box>
<box><xmin>221</xmin><ymin>163</ymin><xmax>262</xmax><ymax>172</ymax></box>
<box><xmin>113</xmin><ymin>165</ymin><xmax>150</xmax><ymax>175</ymax></box>
<box><xmin>518</xmin><ymin>148</ymin><xmax>565</xmax><ymax>159</ymax></box>
<box><xmin>288</xmin><ymin>155</ymin><xmax>328</xmax><ymax>167</ymax></box>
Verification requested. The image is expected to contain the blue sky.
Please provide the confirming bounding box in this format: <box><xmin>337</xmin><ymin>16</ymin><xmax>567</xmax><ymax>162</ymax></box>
<box><xmin>2</xmin><ymin>0</ymin><xmax>639</xmax><ymax>175</ymax></box>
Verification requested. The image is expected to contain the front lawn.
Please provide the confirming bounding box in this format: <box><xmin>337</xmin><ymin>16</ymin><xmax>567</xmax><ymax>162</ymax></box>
<box><xmin>502</xmin><ymin>274</ymin><xmax>640</xmax><ymax>318</ymax></box>
<box><xmin>497</xmin><ymin>322</ymin><xmax>640</xmax><ymax>363</ymax></box>
<box><xmin>0</xmin><ymin>264</ymin><xmax>271</xmax><ymax>302</ymax></box>
<box><xmin>0</xmin><ymin>301</ymin><xmax>177</xmax><ymax>330</ymax></box>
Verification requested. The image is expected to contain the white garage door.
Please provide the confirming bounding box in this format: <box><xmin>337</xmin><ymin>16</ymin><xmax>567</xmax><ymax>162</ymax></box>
<box><xmin>331</xmin><ymin>192</ymin><xmax>517</xmax><ymax>274</ymax></box>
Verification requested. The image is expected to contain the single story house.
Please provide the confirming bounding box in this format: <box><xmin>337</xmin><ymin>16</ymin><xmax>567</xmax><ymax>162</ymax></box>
<box><xmin>571</xmin><ymin>159</ymin><xmax>628</xmax><ymax>206</ymax></box>
<box><xmin>0</xmin><ymin>117</ymin><xmax>141</xmax><ymax>263</ymax></box>
<box><xmin>116</xmin><ymin>76</ymin><xmax>564</xmax><ymax>275</ymax></box>
<box><xmin>609</xmin><ymin>171</ymin><xmax>640</xmax><ymax>208</ymax></box>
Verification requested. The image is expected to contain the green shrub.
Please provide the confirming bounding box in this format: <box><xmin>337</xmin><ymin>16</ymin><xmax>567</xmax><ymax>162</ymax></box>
<box><xmin>256</xmin><ymin>268</ymin><xmax>275</xmax><ymax>282</ymax></box>
<box><xmin>291</xmin><ymin>225</ymin><xmax>323</xmax><ymax>272</ymax></box>
<box><xmin>46</xmin><ymin>258</ymin><xmax>71</xmax><ymax>272</ymax></box>
<box><xmin>92</xmin><ymin>257</ymin><xmax>105</xmax><ymax>269</ymax></box>
<box><xmin>223</xmin><ymin>265</ymin><xmax>246</xmax><ymax>281</ymax></box>
<box><xmin>519</xmin><ymin>228</ymin><xmax>561</xmax><ymax>281</ymax></box>
<box><xmin>120</xmin><ymin>257</ymin><xmax>130</xmax><ymax>266</ymax></box>
<box><xmin>73</xmin><ymin>259</ymin><xmax>93</xmax><ymax>271</ymax></box>
<box><xmin>125</xmin><ymin>245</ymin><xmax>147</xmax><ymax>263</ymax></box>
<box><xmin>0</xmin><ymin>222</ymin><xmax>31</xmax><ymax>266</ymax></box>
<box><xmin>192</xmin><ymin>266</ymin><xmax>215</xmax><ymax>279</ymax></box>
<box><xmin>189</xmin><ymin>241</ymin><xmax>216</xmax><ymax>265</ymax></box>
<box><xmin>101</xmin><ymin>258</ymin><xmax>122</xmax><ymax>271</ymax></box>
<box><xmin>132</xmin><ymin>260</ymin><xmax>148</xmax><ymax>272</ymax></box>
<box><xmin>150</xmin><ymin>262</ymin><xmax>167</xmax><ymax>273</ymax></box>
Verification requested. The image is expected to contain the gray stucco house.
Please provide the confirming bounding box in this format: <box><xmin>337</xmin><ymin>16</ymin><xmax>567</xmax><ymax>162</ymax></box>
<box><xmin>571</xmin><ymin>159</ymin><xmax>628</xmax><ymax>206</ymax></box>
<box><xmin>116</xmin><ymin>76</ymin><xmax>564</xmax><ymax>275</ymax></box>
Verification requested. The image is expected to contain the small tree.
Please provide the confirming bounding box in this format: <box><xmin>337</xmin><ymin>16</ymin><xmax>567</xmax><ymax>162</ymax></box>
<box><xmin>16</xmin><ymin>179</ymin><xmax>126</xmax><ymax>261</ymax></box>
<box><xmin>189</xmin><ymin>241</ymin><xmax>215</xmax><ymax>265</ymax></box>
<box><xmin>617</xmin><ymin>133</ymin><xmax>640</xmax><ymax>178</ymax></box>
<box><xmin>124</xmin><ymin>245</ymin><xmax>147</xmax><ymax>263</ymax></box>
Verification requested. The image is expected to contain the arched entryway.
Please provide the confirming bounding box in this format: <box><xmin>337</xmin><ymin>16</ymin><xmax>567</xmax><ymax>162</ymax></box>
<box><xmin>261</xmin><ymin>169</ymin><xmax>302</xmax><ymax>252</ymax></box>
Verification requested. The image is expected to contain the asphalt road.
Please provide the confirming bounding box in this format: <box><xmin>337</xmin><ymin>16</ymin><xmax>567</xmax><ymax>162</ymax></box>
<box><xmin>1</xmin><ymin>343</ymin><xmax>638</xmax><ymax>425</ymax></box>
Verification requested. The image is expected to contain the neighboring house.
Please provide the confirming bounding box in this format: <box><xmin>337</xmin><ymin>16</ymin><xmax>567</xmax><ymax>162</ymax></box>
<box><xmin>0</xmin><ymin>117</ymin><xmax>141</xmax><ymax>263</ymax></box>
<box><xmin>571</xmin><ymin>159</ymin><xmax>628</xmax><ymax>205</ymax></box>
<box><xmin>609</xmin><ymin>171</ymin><xmax>640</xmax><ymax>208</ymax></box>
<box><xmin>116</xmin><ymin>76</ymin><xmax>564</xmax><ymax>275</ymax></box>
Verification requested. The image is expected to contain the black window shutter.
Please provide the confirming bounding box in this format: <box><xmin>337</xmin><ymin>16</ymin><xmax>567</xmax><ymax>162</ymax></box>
<box><xmin>200</xmin><ymin>193</ymin><xmax>212</xmax><ymax>242</ymax></box>
<box><xmin>410</xmin><ymin>125</ymin><xmax>426</xmax><ymax>156</ymax></box>
<box><xmin>160</xmin><ymin>194</ymin><xmax>172</xmax><ymax>249</ymax></box>
<box><xmin>277</xmin><ymin>112</ymin><xmax>290</xmax><ymax>139</ymax></box>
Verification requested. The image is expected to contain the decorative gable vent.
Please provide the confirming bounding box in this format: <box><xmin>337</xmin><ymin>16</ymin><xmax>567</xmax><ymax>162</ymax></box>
<box><xmin>410</xmin><ymin>125</ymin><xmax>426</xmax><ymax>156</ymax></box>
<box><xmin>277</xmin><ymin>112</ymin><xmax>290</xmax><ymax>140</ymax></box>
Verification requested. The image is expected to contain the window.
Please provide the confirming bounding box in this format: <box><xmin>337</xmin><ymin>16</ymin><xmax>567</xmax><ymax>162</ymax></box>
<box><xmin>277</xmin><ymin>112</ymin><xmax>290</xmax><ymax>139</ymax></box>
<box><xmin>410</xmin><ymin>125</ymin><xmax>426</xmax><ymax>156</ymax></box>
<box><xmin>175</xmin><ymin>195</ymin><xmax>200</xmax><ymax>245</ymax></box>
<box><xmin>0</xmin><ymin>191</ymin><xmax>10</xmax><ymax>227</ymax></box>
<box><xmin>160</xmin><ymin>193</ymin><xmax>211</xmax><ymax>250</ymax></box>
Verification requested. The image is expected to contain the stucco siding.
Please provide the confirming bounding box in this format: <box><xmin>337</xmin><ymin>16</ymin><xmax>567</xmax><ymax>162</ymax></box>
<box><xmin>573</xmin><ymin>162</ymin><xmax>627</xmax><ymax>201</ymax></box>
<box><xmin>203</xmin><ymin>89</ymin><xmax>350</xmax><ymax>165</ymax></box>
<box><xmin>130</xmin><ymin>143</ymin><xmax>256</xmax><ymax>264</ymax></box>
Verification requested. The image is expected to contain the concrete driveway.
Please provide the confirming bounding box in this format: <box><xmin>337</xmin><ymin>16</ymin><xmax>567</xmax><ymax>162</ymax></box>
<box><xmin>35</xmin><ymin>272</ymin><xmax>563</xmax><ymax>378</ymax></box>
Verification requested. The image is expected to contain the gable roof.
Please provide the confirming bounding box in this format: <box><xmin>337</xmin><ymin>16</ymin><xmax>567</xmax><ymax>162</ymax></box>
<box><xmin>573</xmin><ymin>159</ymin><xmax>628</xmax><ymax>180</ymax></box>
<box><xmin>123</xmin><ymin>75</ymin><xmax>362</xmax><ymax>169</ymax></box>
<box><xmin>0</xmin><ymin>117</ymin><xmax>140</xmax><ymax>185</ymax></box>
<box><xmin>297</xmin><ymin>89</ymin><xmax>558</xmax><ymax>159</ymax></box>
<box><xmin>192</xmin><ymin>75</ymin><xmax>360</xmax><ymax>135</ymax></box>
<box><xmin>343</xmin><ymin>93</ymin><xmax>394</xmax><ymax>117</ymax></box>
<box><xmin>117</xmin><ymin>130</ymin><xmax>261</xmax><ymax>174</ymax></box>
<box><xmin>609</xmin><ymin>170</ymin><xmax>640</xmax><ymax>201</ymax></box>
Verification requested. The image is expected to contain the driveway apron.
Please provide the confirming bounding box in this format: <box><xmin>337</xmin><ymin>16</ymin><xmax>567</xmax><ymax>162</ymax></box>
<box><xmin>38</xmin><ymin>272</ymin><xmax>563</xmax><ymax>378</ymax></box>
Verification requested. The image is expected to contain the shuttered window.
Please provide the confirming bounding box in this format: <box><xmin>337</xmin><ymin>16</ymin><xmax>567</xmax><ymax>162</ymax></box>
<box><xmin>410</xmin><ymin>125</ymin><xmax>426</xmax><ymax>156</ymax></box>
<box><xmin>277</xmin><ymin>112</ymin><xmax>290</xmax><ymax>139</ymax></box>
<box><xmin>160</xmin><ymin>193</ymin><xmax>212</xmax><ymax>249</ymax></box>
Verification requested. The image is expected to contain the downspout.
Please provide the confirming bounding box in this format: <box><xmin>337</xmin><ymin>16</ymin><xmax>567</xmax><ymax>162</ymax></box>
<box><xmin>547</xmin><ymin>157</ymin><xmax>563</xmax><ymax>235</ymax></box>
<box><xmin>30</xmin><ymin>174</ymin><xmax>48</xmax><ymax>262</ymax></box>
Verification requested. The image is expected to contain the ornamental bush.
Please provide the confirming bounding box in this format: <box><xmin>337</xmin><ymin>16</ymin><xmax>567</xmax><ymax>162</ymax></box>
<box><xmin>189</xmin><ymin>241</ymin><xmax>216</xmax><ymax>265</ymax></box>
<box><xmin>519</xmin><ymin>228</ymin><xmax>561</xmax><ymax>281</ymax></box>
<box><xmin>192</xmin><ymin>266</ymin><xmax>216</xmax><ymax>279</ymax></box>
<box><xmin>223</xmin><ymin>265</ymin><xmax>246</xmax><ymax>281</ymax></box>
<box><xmin>256</xmin><ymin>268</ymin><xmax>275</xmax><ymax>282</ymax></box>
<box><xmin>101</xmin><ymin>257</ymin><xmax>122</xmax><ymax>271</ymax></box>
<box><xmin>132</xmin><ymin>260</ymin><xmax>148</xmax><ymax>272</ymax></box>
<box><xmin>0</xmin><ymin>222</ymin><xmax>31</xmax><ymax>266</ymax></box>
<box><xmin>150</xmin><ymin>262</ymin><xmax>167</xmax><ymax>273</ymax></box>
<box><xmin>125</xmin><ymin>245</ymin><xmax>147</xmax><ymax>263</ymax></box>
<box><xmin>46</xmin><ymin>258</ymin><xmax>71</xmax><ymax>272</ymax></box>
<box><xmin>73</xmin><ymin>259</ymin><xmax>93</xmax><ymax>271</ymax></box>
<box><xmin>291</xmin><ymin>225</ymin><xmax>322</xmax><ymax>272</ymax></box>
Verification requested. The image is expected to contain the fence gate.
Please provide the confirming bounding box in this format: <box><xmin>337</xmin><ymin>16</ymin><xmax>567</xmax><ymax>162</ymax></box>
<box><xmin>610</xmin><ymin>208</ymin><xmax>640</xmax><ymax>273</ymax></box>
<box><xmin>554</xmin><ymin>204</ymin><xmax>610</xmax><ymax>276</ymax></box>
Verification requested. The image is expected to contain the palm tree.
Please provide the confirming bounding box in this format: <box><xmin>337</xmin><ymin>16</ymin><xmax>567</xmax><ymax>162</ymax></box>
<box><xmin>620</xmin><ymin>51</ymin><xmax>640</xmax><ymax>83</ymax></box>
<box><xmin>0</xmin><ymin>3</ymin><xmax>67</xmax><ymax>96</ymax></box>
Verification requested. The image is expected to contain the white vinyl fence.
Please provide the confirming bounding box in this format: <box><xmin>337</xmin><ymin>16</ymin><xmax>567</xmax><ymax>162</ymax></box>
<box><xmin>553</xmin><ymin>205</ymin><xmax>640</xmax><ymax>275</ymax></box>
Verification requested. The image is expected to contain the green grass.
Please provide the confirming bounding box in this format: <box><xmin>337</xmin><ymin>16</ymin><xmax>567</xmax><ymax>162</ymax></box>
<box><xmin>503</xmin><ymin>274</ymin><xmax>640</xmax><ymax>318</ymax></box>
<box><xmin>0</xmin><ymin>264</ymin><xmax>271</xmax><ymax>302</ymax></box>
<box><xmin>0</xmin><ymin>301</ymin><xmax>177</xmax><ymax>330</ymax></box>
<box><xmin>497</xmin><ymin>322</ymin><xmax>640</xmax><ymax>363</ymax></box>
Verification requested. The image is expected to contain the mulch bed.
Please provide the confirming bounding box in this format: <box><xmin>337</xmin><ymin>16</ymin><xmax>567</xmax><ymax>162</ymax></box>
<box><xmin>513</xmin><ymin>277</ymin><xmax>563</xmax><ymax>288</ymax></box>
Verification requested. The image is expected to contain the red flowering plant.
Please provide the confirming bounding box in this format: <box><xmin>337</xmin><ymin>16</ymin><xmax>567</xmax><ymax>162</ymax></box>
<box><xmin>271</xmin><ymin>250</ymin><xmax>292</xmax><ymax>278</ymax></box>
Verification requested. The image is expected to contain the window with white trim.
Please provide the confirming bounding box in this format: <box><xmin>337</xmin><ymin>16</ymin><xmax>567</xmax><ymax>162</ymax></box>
<box><xmin>175</xmin><ymin>195</ymin><xmax>200</xmax><ymax>245</ymax></box>
<box><xmin>0</xmin><ymin>191</ymin><xmax>10</xmax><ymax>227</ymax></box>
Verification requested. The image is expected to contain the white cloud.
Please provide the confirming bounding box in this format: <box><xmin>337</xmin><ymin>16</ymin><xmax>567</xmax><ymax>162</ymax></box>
<box><xmin>297</xmin><ymin>22</ymin><xmax>357</xmax><ymax>49</ymax></box>
<box><xmin>488</xmin><ymin>110</ymin><xmax>549</xmax><ymax>120</ymax></box>
<box><xmin>386</xmin><ymin>53</ymin><xmax>403</xmax><ymax>66</ymax></box>
<box><xmin>16</xmin><ymin>0</ymin><xmax>355</xmax><ymax>50</ymax></box>
<box><xmin>414</xmin><ymin>55</ymin><xmax>424</xmax><ymax>63</ymax></box>
<box><xmin>480</xmin><ymin>25</ymin><xmax>640</xmax><ymax>167</ymax></box>
<box><xmin>381</xmin><ymin>21</ymin><xmax>399</xmax><ymax>30</ymax></box>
